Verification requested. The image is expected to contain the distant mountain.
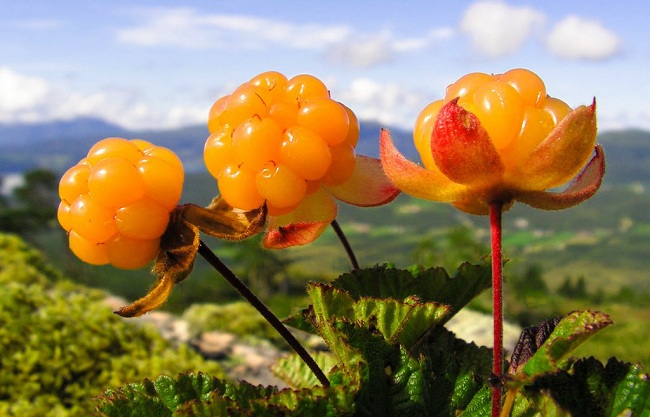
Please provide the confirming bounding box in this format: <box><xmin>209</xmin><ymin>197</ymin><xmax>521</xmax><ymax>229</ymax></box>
<box><xmin>0</xmin><ymin>117</ymin><xmax>647</xmax><ymax>188</ymax></box>
<box><xmin>0</xmin><ymin>117</ymin><xmax>414</xmax><ymax>175</ymax></box>
<box><xmin>0</xmin><ymin>117</ymin><xmax>127</xmax><ymax>146</ymax></box>
<box><xmin>597</xmin><ymin>129</ymin><xmax>650</xmax><ymax>185</ymax></box>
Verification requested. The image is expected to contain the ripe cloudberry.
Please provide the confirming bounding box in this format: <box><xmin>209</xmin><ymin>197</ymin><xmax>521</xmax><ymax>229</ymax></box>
<box><xmin>58</xmin><ymin>138</ymin><xmax>184</xmax><ymax>269</ymax></box>
<box><xmin>204</xmin><ymin>71</ymin><xmax>359</xmax><ymax>214</ymax></box>
<box><xmin>381</xmin><ymin>68</ymin><xmax>603</xmax><ymax>215</ymax></box>
<box><xmin>205</xmin><ymin>71</ymin><xmax>399</xmax><ymax>247</ymax></box>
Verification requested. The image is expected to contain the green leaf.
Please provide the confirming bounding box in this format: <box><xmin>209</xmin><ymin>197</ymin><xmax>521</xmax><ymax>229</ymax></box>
<box><xmin>95</xmin><ymin>373</ymin><xmax>224</xmax><ymax>416</ymax></box>
<box><xmin>97</xmin><ymin>261</ymin><xmax>650</xmax><ymax>417</ymax></box>
<box><xmin>524</xmin><ymin>357</ymin><xmax>650</xmax><ymax>417</ymax></box>
<box><xmin>272</xmin><ymin>351</ymin><xmax>339</xmax><ymax>389</ymax></box>
<box><xmin>607</xmin><ymin>360</ymin><xmax>650</xmax><ymax>417</ymax></box>
<box><xmin>332</xmin><ymin>263</ymin><xmax>491</xmax><ymax>320</ymax></box>
<box><xmin>284</xmin><ymin>263</ymin><xmax>491</xmax><ymax>336</ymax></box>
<box><xmin>267</xmin><ymin>382</ymin><xmax>357</xmax><ymax>417</ymax></box>
<box><xmin>96</xmin><ymin>379</ymin><xmax>172</xmax><ymax>417</ymax></box>
<box><xmin>306</xmin><ymin>283</ymin><xmax>450</xmax><ymax>350</ymax></box>
<box><xmin>153</xmin><ymin>373</ymin><xmax>221</xmax><ymax>411</ymax></box>
<box><xmin>95</xmin><ymin>371</ymin><xmax>357</xmax><ymax>417</ymax></box>
<box><xmin>282</xmin><ymin>306</ymin><xmax>318</xmax><ymax>335</ymax></box>
<box><xmin>170</xmin><ymin>392</ymin><xmax>231</xmax><ymax>417</ymax></box>
<box><xmin>522</xmin><ymin>310</ymin><xmax>613</xmax><ymax>377</ymax></box>
<box><xmin>413</xmin><ymin>327</ymin><xmax>493</xmax><ymax>416</ymax></box>
<box><xmin>460</xmin><ymin>384</ymin><xmax>565</xmax><ymax>417</ymax></box>
<box><xmin>328</xmin><ymin>319</ymin><xmax>400</xmax><ymax>416</ymax></box>
<box><xmin>458</xmin><ymin>386</ymin><xmax>491</xmax><ymax>417</ymax></box>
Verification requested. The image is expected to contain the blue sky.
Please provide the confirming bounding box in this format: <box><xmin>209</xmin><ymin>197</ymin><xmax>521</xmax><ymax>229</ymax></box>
<box><xmin>1</xmin><ymin>0</ymin><xmax>648</xmax><ymax>133</ymax></box>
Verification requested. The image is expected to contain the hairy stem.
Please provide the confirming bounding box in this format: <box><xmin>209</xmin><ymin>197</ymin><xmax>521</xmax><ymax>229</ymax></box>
<box><xmin>489</xmin><ymin>201</ymin><xmax>504</xmax><ymax>417</ymax></box>
<box><xmin>197</xmin><ymin>240</ymin><xmax>330</xmax><ymax>387</ymax></box>
<box><xmin>331</xmin><ymin>219</ymin><xmax>360</xmax><ymax>270</ymax></box>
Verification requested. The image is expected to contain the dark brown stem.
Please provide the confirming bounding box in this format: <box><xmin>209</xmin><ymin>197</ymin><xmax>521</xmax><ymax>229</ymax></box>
<box><xmin>197</xmin><ymin>240</ymin><xmax>330</xmax><ymax>387</ymax></box>
<box><xmin>331</xmin><ymin>219</ymin><xmax>360</xmax><ymax>270</ymax></box>
<box><xmin>489</xmin><ymin>201</ymin><xmax>504</xmax><ymax>417</ymax></box>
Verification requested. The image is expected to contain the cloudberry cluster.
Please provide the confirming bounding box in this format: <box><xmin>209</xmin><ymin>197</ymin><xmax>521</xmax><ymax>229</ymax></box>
<box><xmin>414</xmin><ymin>68</ymin><xmax>573</xmax><ymax>170</ymax></box>
<box><xmin>57</xmin><ymin>138</ymin><xmax>184</xmax><ymax>269</ymax></box>
<box><xmin>204</xmin><ymin>71</ymin><xmax>360</xmax><ymax>215</ymax></box>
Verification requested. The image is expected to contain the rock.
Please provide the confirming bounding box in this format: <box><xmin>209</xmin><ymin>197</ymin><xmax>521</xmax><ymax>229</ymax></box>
<box><xmin>191</xmin><ymin>331</ymin><xmax>236</xmax><ymax>360</ymax></box>
<box><xmin>228</xmin><ymin>341</ymin><xmax>286</xmax><ymax>387</ymax></box>
<box><xmin>102</xmin><ymin>295</ymin><xmax>129</xmax><ymax>311</ymax></box>
<box><xmin>446</xmin><ymin>309</ymin><xmax>522</xmax><ymax>354</ymax></box>
<box><xmin>103</xmin><ymin>295</ymin><xmax>524</xmax><ymax>387</ymax></box>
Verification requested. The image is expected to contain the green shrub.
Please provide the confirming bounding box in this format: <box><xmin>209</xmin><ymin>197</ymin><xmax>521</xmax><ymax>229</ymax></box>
<box><xmin>0</xmin><ymin>233</ymin><xmax>223</xmax><ymax>417</ymax></box>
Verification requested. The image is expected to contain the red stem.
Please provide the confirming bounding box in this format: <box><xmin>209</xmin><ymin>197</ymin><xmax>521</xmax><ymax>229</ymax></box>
<box><xmin>489</xmin><ymin>201</ymin><xmax>504</xmax><ymax>417</ymax></box>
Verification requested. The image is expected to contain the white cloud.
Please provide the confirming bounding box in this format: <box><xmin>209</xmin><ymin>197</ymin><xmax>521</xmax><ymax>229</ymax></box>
<box><xmin>339</xmin><ymin>78</ymin><xmax>429</xmax><ymax>129</ymax></box>
<box><xmin>428</xmin><ymin>27</ymin><xmax>456</xmax><ymax>41</ymax></box>
<box><xmin>326</xmin><ymin>28</ymin><xmax>454</xmax><ymax>68</ymax></box>
<box><xmin>48</xmin><ymin>91</ymin><xmax>206</xmax><ymax>129</ymax></box>
<box><xmin>0</xmin><ymin>67</ymin><xmax>206</xmax><ymax>130</ymax></box>
<box><xmin>118</xmin><ymin>7</ymin><xmax>454</xmax><ymax>69</ymax></box>
<box><xmin>326</xmin><ymin>33</ymin><xmax>396</xmax><ymax>68</ymax></box>
<box><xmin>595</xmin><ymin>106</ymin><xmax>650</xmax><ymax>132</ymax></box>
<box><xmin>0</xmin><ymin>67</ymin><xmax>50</xmax><ymax>112</ymax></box>
<box><xmin>116</xmin><ymin>7</ymin><xmax>351</xmax><ymax>49</ymax></box>
<box><xmin>460</xmin><ymin>0</ymin><xmax>545</xmax><ymax>57</ymax></box>
<box><xmin>546</xmin><ymin>16</ymin><xmax>621</xmax><ymax>60</ymax></box>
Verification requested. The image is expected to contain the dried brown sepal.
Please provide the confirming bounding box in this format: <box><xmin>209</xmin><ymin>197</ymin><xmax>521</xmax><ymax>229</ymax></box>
<box><xmin>508</xmin><ymin>317</ymin><xmax>561</xmax><ymax>374</ymax></box>
<box><xmin>115</xmin><ymin>198</ymin><xmax>266</xmax><ymax>318</ymax></box>
<box><xmin>114</xmin><ymin>271</ymin><xmax>175</xmax><ymax>318</ymax></box>
<box><xmin>153</xmin><ymin>209</ymin><xmax>201</xmax><ymax>284</ymax></box>
<box><xmin>115</xmin><ymin>209</ymin><xmax>200</xmax><ymax>317</ymax></box>
<box><xmin>179</xmin><ymin>196</ymin><xmax>267</xmax><ymax>241</ymax></box>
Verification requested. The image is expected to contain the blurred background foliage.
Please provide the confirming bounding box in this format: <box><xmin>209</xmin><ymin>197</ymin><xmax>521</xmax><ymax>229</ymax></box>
<box><xmin>0</xmin><ymin>233</ymin><xmax>223</xmax><ymax>417</ymax></box>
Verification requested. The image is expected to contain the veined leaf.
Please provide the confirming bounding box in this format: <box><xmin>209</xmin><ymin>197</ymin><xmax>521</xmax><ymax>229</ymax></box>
<box><xmin>526</xmin><ymin>357</ymin><xmax>650</xmax><ymax>417</ymax></box>
<box><xmin>522</xmin><ymin>310</ymin><xmax>613</xmax><ymax>377</ymax></box>
<box><xmin>95</xmin><ymin>372</ymin><xmax>356</xmax><ymax>417</ymax></box>
<box><xmin>285</xmin><ymin>263</ymin><xmax>491</xmax><ymax>337</ymax></box>
<box><xmin>272</xmin><ymin>351</ymin><xmax>339</xmax><ymax>389</ymax></box>
<box><xmin>332</xmin><ymin>263</ymin><xmax>491</xmax><ymax>321</ymax></box>
<box><xmin>306</xmin><ymin>283</ymin><xmax>450</xmax><ymax>350</ymax></box>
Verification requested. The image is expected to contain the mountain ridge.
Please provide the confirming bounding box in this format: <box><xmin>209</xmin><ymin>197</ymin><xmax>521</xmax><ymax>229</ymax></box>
<box><xmin>0</xmin><ymin>117</ymin><xmax>414</xmax><ymax>175</ymax></box>
<box><xmin>0</xmin><ymin>117</ymin><xmax>648</xmax><ymax>187</ymax></box>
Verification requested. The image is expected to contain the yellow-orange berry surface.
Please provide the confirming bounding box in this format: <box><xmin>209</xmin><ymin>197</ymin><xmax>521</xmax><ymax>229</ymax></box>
<box><xmin>415</xmin><ymin>68</ymin><xmax>572</xmax><ymax>170</ymax></box>
<box><xmin>58</xmin><ymin>138</ymin><xmax>184</xmax><ymax>269</ymax></box>
<box><xmin>204</xmin><ymin>71</ymin><xmax>360</xmax><ymax>214</ymax></box>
